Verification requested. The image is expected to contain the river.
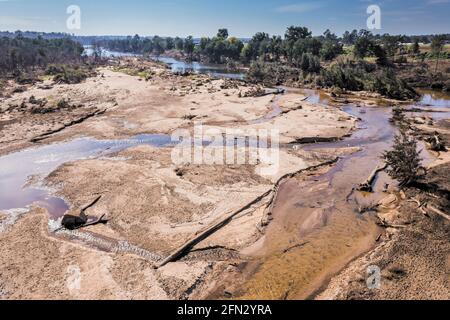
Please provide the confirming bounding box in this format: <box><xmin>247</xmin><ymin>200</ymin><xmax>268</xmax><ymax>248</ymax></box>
<box><xmin>232</xmin><ymin>89</ymin><xmax>450</xmax><ymax>299</ymax></box>
<box><xmin>0</xmin><ymin>54</ymin><xmax>449</xmax><ymax>298</ymax></box>
<box><xmin>83</xmin><ymin>46</ymin><xmax>245</xmax><ymax>80</ymax></box>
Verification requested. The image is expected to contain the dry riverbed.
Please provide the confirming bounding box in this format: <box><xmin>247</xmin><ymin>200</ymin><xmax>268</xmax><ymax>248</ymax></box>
<box><xmin>317</xmin><ymin>117</ymin><xmax>450</xmax><ymax>300</ymax></box>
<box><xmin>0</xmin><ymin>58</ymin><xmax>359</xmax><ymax>299</ymax></box>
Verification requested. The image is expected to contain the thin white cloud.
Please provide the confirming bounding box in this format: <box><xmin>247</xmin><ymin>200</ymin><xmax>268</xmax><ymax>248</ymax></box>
<box><xmin>276</xmin><ymin>2</ymin><xmax>324</xmax><ymax>13</ymax></box>
<box><xmin>427</xmin><ymin>0</ymin><xmax>450</xmax><ymax>4</ymax></box>
<box><xmin>0</xmin><ymin>16</ymin><xmax>54</xmax><ymax>28</ymax></box>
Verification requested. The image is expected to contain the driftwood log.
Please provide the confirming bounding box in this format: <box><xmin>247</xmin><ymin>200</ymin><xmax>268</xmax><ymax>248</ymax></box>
<box><xmin>295</xmin><ymin>137</ymin><xmax>340</xmax><ymax>144</ymax></box>
<box><xmin>427</xmin><ymin>205</ymin><xmax>450</xmax><ymax>221</ymax></box>
<box><xmin>407</xmin><ymin>198</ymin><xmax>428</xmax><ymax>216</ymax></box>
<box><xmin>157</xmin><ymin>189</ymin><xmax>273</xmax><ymax>268</ymax></box>
<box><xmin>30</xmin><ymin>109</ymin><xmax>107</xmax><ymax>143</ymax></box>
<box><xmin>157</xmin><ymin>158</ymin><xmax>340</xmax><ymax>268</ymax></box>
<box><xmin>403</xmin><ymin>107</ymin><xmax>448</xmax><ymax>113</ymax></box>
<box><xmin>282</xmin><ymin>241</ymin><xmax>309</xmax><ymax>254</ymax></box>
<box><xmin>61</xmin><ymin>195</ymin><xmax>108</xmax><ymax>230</ymax></box>
<box><xmin>357</xmin><ymin>164</ymin><xmax>388</xmax><ymax>192</ymax></box>
<box><xmin>425</xmin><ymin>133</ymin><xmax>446</xmax><ymax>152</ymax></box>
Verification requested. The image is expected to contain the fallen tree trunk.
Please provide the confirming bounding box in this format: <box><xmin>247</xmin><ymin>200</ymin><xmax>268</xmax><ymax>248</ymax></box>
<box><xmin>294</xmin><ymin>137</ymin><xmax>340</xmax><ymax>144</ymax></box>
<box><xmin>357</xmin><ymin>164</ymin><xmax>388</xmax><ymax>192</ymax></box>
<box><xmin>265</xmin><ymin>88</ymin><xmax>285</xmax><ymax>96</ymax></box>
<box><xmin>427</xmin><ymin>205</ymin><xmax>450</xmax><ymax>221</ymax></box>
<box><xmin>280</xmin><ymin>105</ymin><xmax>303</xmax><ymax>116</ymax></box>
<box><xmin>376</xmin><ymin>220</ymin><xmax>408</xmax><ymax>229</ymax></box>
<box><xmin>72</xmin><ymin>214</ymin><xmax>109</xmax><ymax>230</ymax></box>
<box><xmin>80</xmin><ymin>195</ymin><xmax>102</xmax><ymax>216</ymax></box>
<box><xmin>282</xmin><ymin>241</ymin><xmax>309</xmax><ymax>254</ymax></box>
<box><xmin>61</xmin><ymin>195</ymin><xmax>105</xmax><ymax>230</ymax></box>
<box><xmin>157</xmin><ymin>189</ymin><xmax>273</xmax><ymax>268</ymax></box>
<box><xmin>407</xmin><ymin>198</ymin><xmax>428</xmax><ymax>216</ymax></box>
<box><xmin>425</xmin><ymin>134</ymin><xmax>446</xmax><ymax>152</ymax></box>
<box><xmin>157</xmin><ymin>157</ymin><xmax>340</xmax><ymax>268</ymax></box>
<box><xmin>402</xmin><ymin>107</ymin><xmax>448</xmax><ymax>113</ymax></box>
<box><xmin>259</xmin><ymin>157</ymin><xmax>340</xmax><ymax>228</ymax></box>
<box><xmin>30</xmin><ymin>108</ymin><xmax>107</xmax><ymax>143</ymax></box>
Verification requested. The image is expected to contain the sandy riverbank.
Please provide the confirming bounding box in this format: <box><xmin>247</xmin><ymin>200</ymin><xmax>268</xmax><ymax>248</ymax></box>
<box><xmin>317</xmin><ymin>118</ymin><xmax>450</xmax><ymax>300</ymax></box>
<box><xmin>0</xmin><ymin>59</ymin><xmax>360</xmax><ymax>299</ymax></box>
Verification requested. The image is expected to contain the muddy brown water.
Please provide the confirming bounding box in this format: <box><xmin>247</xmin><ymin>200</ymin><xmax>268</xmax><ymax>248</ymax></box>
<box><xmin>234</xmin><ymin>89</ymin><xmax>450</xmax><ymax>300</ymax></box>
<box><xmin>0</xmin><ymin>86</ymin><xmax>449</xmax><ymax>298</ymax></box>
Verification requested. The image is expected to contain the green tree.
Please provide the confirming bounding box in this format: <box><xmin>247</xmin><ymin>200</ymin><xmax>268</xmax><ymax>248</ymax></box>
<box><xmin>372</xmin><ymin>44</ymin><xmax>389</xmax><ymax>66</ymax></box>
<box><xmin>323</xmin><ymin>29</ymin><xmax>337</xmax><ymax>41</ymax></box>
<box><xmin>342</xmin><ymin>29</ymin><xmax>358</xmax><ymax>45</ymax></box>
<box><xmin>285</xmin><ymin>26</ymin><xmax>312</xmax><ymax>41</ymax></box>
<box><xmin>152</xmin><ymin>36</ymin><xmax>164</xmax><ymax>56</ymax></box>
<box><xmin>217</xmin><ymin>28</ymin><xmax>229</xmax><ymax>40</ymax></box>
<box><xmin>184</xmin><ymin>36</ymin><xmax>195</xmax><ymax>60</ymax></box>
<box><xmin>241</xmin><ymin>32</ymin><xmax>270</xmax><ymax>62</ymax></box>
<box><xmin>381</xmin><ymin>35</ymin><xmax>400</xmax><ymax>57</ymax></box>
<box><xmin>383</xmin><ymin>130</ymin><xmax>423</xmax><ymax>187</ymax></box>
<box><xmin>165</xmin><ymin>37</ymin><xmax>174</xmax><ymax>50</ymax></box>
<box><xmin>268</xmin><ymin>35</ymin><xmax>283</xmax><ymax>61</ymax></box>
<box><xmin>174</xmin><ymin>37</ymin><xmax>184</xmax><ymax>51</ymax></box>
<box><xmin>199</xmin><ymin>37</ymin><xmax>210</xmax><ymax>52</ymax></box>
<box><xmin>354</xmin><ymin>36</ymin><xmax>372</xmax><ymax>59</ymax></box>
<box><xmin>412</xmin><ymin>39</ymin><xmax>420</xmax><ymax>55</ymax></box>
<box><xmin>431</xmin><ymin>35</ymin><xmax>445</xmax><ymax>73</ymax></box>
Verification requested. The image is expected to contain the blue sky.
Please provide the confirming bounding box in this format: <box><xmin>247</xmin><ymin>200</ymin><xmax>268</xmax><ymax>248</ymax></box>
<box><xmin>0</xmin><ymin>0</ymin><xmax>449</xmax><ymax>37</ymax></box>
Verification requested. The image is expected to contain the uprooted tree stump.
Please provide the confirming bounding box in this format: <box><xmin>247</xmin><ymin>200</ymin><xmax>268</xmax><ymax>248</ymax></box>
<box><xmin>425</xmin><ymin>132</ymin><xmax>446</xmax><ymax>152</ymax></box>
<box><xmin>61</xmin><ymin>195</ymin><xmax>108</xmax><ymax>230</ymax></box>
<box><xmin>357</xmin><ymin>164</ymin><xmax>388</xmax><ymax>192</ymax></box>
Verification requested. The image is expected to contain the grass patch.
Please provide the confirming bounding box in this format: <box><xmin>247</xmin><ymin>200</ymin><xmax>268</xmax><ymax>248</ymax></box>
<box><xmin>420</xmin><ymin>44</ymin><xmax>450</xmax><ymax>54</ymax></box>
<box><xmin>38</xmin><ymin>74</ymin><xmax>54</xmax><ymax>81</ymax></box>
<box><xmin>45</xmin><ymin>64</ymin><xmax>96</xmax><ymax>84</ymax></box>
<box><xmin>112</xmin><ymin>66</ymin><xmax>154</xmax><ymax>80</ymax></box>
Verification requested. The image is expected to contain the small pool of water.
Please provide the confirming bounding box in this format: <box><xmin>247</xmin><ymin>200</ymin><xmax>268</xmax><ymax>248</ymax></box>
<box><xmin>151</xmin><ymin>56</ymin><xmax>245</xmax><ymax>80</ymax></box>
<box><xmin>83</xmin><ymin>46</ymin><xmax>245</xmax><ymax>80</ymax></box>
<box><xmin>403</xmin><ymin>89</ymin><xmax>450</xmax><ymax>121</ymax></box>
<box><xmin>416</xmin><ymin>89</ymin><xmax>450</xmax><ymax>108</ymax></box>
<box><xmin>0</xmin><ymin>134</ymin><xmax>172</xmax><ymax>218</ymax></box>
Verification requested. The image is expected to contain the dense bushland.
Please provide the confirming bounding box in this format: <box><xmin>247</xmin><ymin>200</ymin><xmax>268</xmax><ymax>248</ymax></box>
<box><xmin>0</xmin><ymin>35</ymin><xmax>84</xmax><ymax>76</ymax></box>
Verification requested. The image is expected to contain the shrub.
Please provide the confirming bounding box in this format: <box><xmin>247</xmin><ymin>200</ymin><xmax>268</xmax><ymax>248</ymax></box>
<box><xmin>318</xmin><ymin>60</ymin><xmax>365</xmax><ymax>91</ymax></box>
<box><xmin>318</xmin><ymin>60</ymin><xmax>417</xmax><ymax>100</ymax></box>
<box><xmin>46</xmin><ymin>64</ymin><xmax>91</xmax><ymax>84</ymax></box>
<box><xmin>383</xmin><ymin>130</ymin><xmax>423</xmax><ymax>187</ymax></box>
<box><xmin>246</xmin><ymin>60</ymin><xmax>298</xmax><ymax>86</ymax></box>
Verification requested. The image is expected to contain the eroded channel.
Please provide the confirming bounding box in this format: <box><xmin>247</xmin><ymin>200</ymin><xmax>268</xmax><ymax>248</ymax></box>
<box><xmin>0</xmin><ymin>84</ymin><xmax>449</xmax><ymax>295</ymax></box>
<box><xmin>0</xmin><ymin>134</ymin><xmax>172</xmax><ymax>218</ymax></box>
<box><xmin>232</xmin><ymin>90</ymin><xmax>450</xmax><ymax>300</ymax></box>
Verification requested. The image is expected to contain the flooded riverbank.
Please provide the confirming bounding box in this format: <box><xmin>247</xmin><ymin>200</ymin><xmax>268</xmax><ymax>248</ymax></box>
<box><xmin>152</xmin><ymin>56</ymin><xmax>245</xmax><ymax>80</ymax></box>
<box><xmin>0</xmin><ymin>56</ymin><xmax>448</xmax><ymax>299</ymax></box>
<box><xmin>0</xmin><ymin>135</ymin><xmax>172</xmax><ymax>218</ymax></box>
<box><xmin>219</xmin><ymin>89</ymin><xmax>450</xmax><ymax>300</ymax></box>
<box><xmin>83</xmin><ymin>46</ymin><xmax>245</xmax><ymax>79</ymax></box>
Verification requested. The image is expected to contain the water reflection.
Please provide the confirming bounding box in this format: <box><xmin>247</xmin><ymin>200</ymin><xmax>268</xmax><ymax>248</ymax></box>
<box><xmin>151</xmin><ymin>56</ymin><xmax>245</xmax><ymax>80</ymax></box>
<box><xmin>0</xmin><ymin>135</ymin><xmax>172</xmax><ymax>218</ymax></box>
<box><xmin>83</xmin><ymin>46</ymin><xmax>245</xmax><ymax>80</ymax></box>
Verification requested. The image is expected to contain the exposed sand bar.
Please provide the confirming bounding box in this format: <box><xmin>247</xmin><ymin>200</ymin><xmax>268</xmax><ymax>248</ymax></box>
<box><xmin>0</xmin><ymin>59</ymin><xmax>361</xmax><ymax>299</ymax></box>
